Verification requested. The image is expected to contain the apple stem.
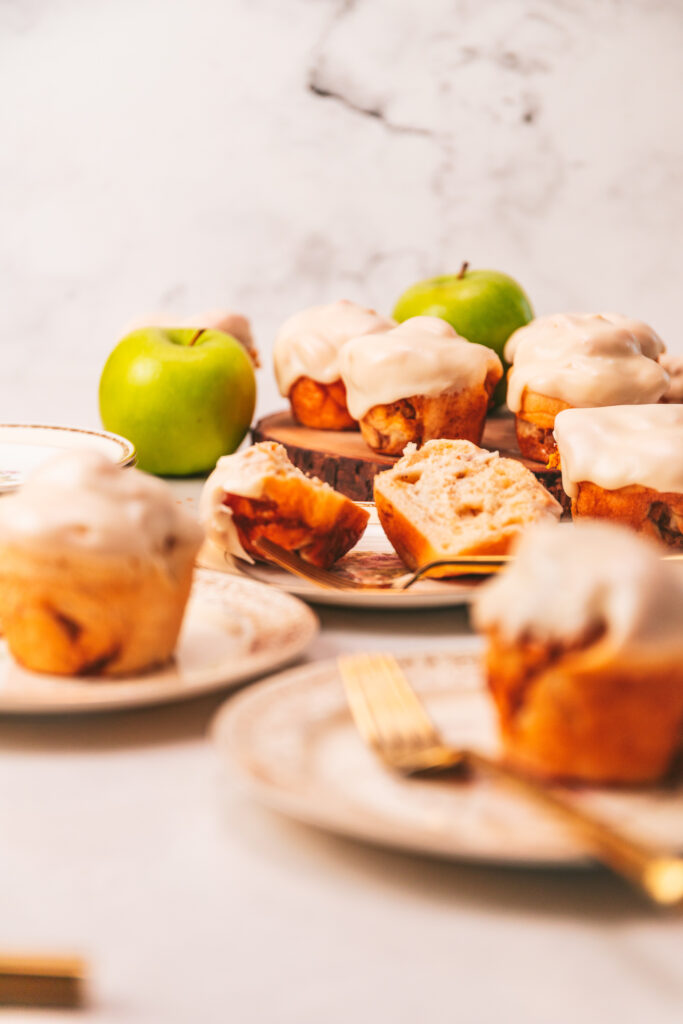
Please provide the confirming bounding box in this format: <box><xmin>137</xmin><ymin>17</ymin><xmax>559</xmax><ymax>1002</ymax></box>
<box><xmin>188</xmin><ymin>329</ymin><xmax>205</xmax><ymax>346</ymax></box>
<box><xmin>457</xmin><ymin>261</ymin><xmax>469</xmax><ymax>279</ymax></box>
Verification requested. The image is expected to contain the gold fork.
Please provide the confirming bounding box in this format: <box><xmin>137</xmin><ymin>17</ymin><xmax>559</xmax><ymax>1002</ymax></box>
<box><xmin>0</xmin><ymin>953</ymin><xmax>86</xmax><ymax>1007</ymax></box>
<box><xmin>338</xmin><ymin>652</ymin><xmax>683</xmax><ymax>907</ymax></box>
<box><xmin>234</xmin><ymin>540</ymin><xmax>683</xmax><ymax>592</ymax></box>
<box><xmin>253</xmin><ymin>537</ymin><xmax>507</xmax><ymax>591</ymax></box>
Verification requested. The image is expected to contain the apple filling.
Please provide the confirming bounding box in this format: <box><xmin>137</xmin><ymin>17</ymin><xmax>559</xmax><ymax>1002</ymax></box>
<box><xmin>487</xmin><ymin>620</ymin><xmax>606</xmax><ymax>720</ymax></box>
<box><xmin>570</xmin><ymin>482</ymin><xmax>683</xmax><ymax>549</ymax></box>
<box><xmin>289</xmin><ymin>377</ymin><xmax>356</xmax><ymax>431</ymax></box>
<box><xmin>647</xmin><ymin>501</ymin><xmax>683</xmax><ymax>549</ymax></box>
<box><xmin>514</xmin><ymin>416</ymin><xmax>558</xmax><ymax>463</ymax></box>
<box><xmin>222</xmin><ymin>494</ymin><xmax>362</xmax><ymax>568</ymax></box>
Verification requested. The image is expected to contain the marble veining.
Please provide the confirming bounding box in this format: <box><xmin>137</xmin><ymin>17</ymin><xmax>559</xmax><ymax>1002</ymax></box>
<box><xmin>0</xmin><ymin>0</ymin><xmax>682</xmax><ymax>428</ymax></box>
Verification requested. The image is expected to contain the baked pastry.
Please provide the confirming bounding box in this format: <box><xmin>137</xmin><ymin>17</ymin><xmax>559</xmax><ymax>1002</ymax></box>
<box><xmin>200</xmin><ymin>441</ymin><xmax>369</xmax><ymax>568</ymax></box>
<box><xmin>0</xmin><ymin>451</ymin><xmax>202</xmax><ymax>677</ymax></box>
<box><xmin>273</xmin><ymin>300</ymin><xmax>395</xmax><ymax>429</ymax></box>
<box><xmin>373</xmin><ymin>439</ymin><xmax>561</xmax><ymax>573</ymax></box>
<box><xmin>504</xmin><ymin>313</ymin><xmax>668</xmax><ymax>462</ymax></box>
<box><xmin>338</xmin><ymin>317</ymin><xmax>503</xmax><ymax>455</ymax></box>
<box><xmin>553</xmin><ymin>404</ymin><xmax>683</xmax><ymax>547</ymax></box>
<box><xmin>660</xmin><ymin>353</ymin><xmax>683</xmax><ymax>403</ymax></box>
<box><xmin>129</xmin><ymin>309</ymin><xmax>260</xmax><ymax>365</ymax></box>
<box><xmin>473</xmin><ymin>521</ymin><xmax>683</xmax><ymax>784</ymax></box>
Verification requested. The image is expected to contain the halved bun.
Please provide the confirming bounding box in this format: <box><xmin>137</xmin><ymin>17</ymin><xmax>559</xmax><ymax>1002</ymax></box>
<box><xmin>374</xmin><ymin>439</ymin><xmax>561</xmax><ymax>574</ymax></box>
<box><xmin>201</xmin><ymin>441</ymin><xmax>369</xmax><ymax>568</ymax></box>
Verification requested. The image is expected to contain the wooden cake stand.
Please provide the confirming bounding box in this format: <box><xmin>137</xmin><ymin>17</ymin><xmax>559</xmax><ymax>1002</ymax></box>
<box><xmin>252</xmin><ymin>411</ymin><xmax>566</xmax><ymax>507</ymax></box>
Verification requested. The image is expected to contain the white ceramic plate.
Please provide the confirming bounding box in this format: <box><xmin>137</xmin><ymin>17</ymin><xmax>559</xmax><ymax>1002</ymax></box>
<box><xmin>0</xmin><ymin>424</ymin><xmax>136</xmax><ymax>493</ymax></box>
<box><xmin>0</xmin><ymin>570</ymin><xmax>317</xmax><ymax>714</ymax></box>
<box><xmin>213</xmin><ymin>646</ymin><xmax>683</xmax><ymax>867</ymax></box>
<box><xmin>198</xmin><ymin>505</ymin><xmax>479</xmax><ymax>609</ymax></box>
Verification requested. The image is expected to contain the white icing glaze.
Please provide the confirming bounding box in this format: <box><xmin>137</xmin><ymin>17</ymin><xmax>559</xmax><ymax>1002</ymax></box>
<box><xmin>0</xmin><ymin>450</ymin><xmax>203</xmax><ymax>563</ymax></box>
<box><xmin>473</xmin><ymin>520</ymin><xmax>683</xmax><ymax>655</ymax></box>
<box><xmin>554</xmin><ymin>404</ymin><xmax>683</xmax><ymax>498</ymax></box>
<box><xmin>504</xmin><ymin>313</ymin><xmax>668</xmax><ymax>413</ymax></box>
<box><xmin>200</xmin><ymin>442</ymin><xmax>327</xmax><ymax>562</ymax></box>
<box><xmin>273</xmin><ymin>300</ymin><xmax>395</xmax><ymax>396</ymax></box>
<box><xmin>660</xmin><ymin>353</ymin><xmax>683</xmax><ymax>403</ymax></box>
<box><xmin>338</xmin><ymin>316</ymin><xmax>502</xmax><ymax>420</ymax></box>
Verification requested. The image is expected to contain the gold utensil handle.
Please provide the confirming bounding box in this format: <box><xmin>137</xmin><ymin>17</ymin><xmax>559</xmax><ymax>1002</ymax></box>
<box><xmin>401</xmin><ymin>558</ymin><xmax>506</xmax><ymax>587</ymax></box>
<box><xmin>0</xmin><ymin>954</ymin><xmax>86</xmax><ymax>1008</ymax></box>
<box><xmin>465</xmin><ymin>750</ymin><xmax>683</xmax><ymax>906</ymax></box>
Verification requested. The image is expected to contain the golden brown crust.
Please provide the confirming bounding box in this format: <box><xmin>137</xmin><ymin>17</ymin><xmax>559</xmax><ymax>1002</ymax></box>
<box><xmin>289</xmin><ymin>376</ymin><xmax>356</xmax><ymax>430</ymax></box>
<box><xmin>483</xmin><ymin>630</ymin><xmax>683</xmax><ymax>783</ymax></box>
<box><xmin>0</xmin><ymin>546</ymin><xmax>194</xmax><ymax>677</ymax></box>
<box><xmin>514</xmin><ymin>389</ymin><xmax>571</xmax><ymax>461</ymax></box>
<box><xmin>375</xmin><ymin>488</ymin><xmax>514</xmax><ymax>574</ymax></box>
<box><xmin>514</xmin><ymin>417</ymin><xmax>557</xmax><ymax>462</ymax></box>
<box><xmin>572</xmin><ymin>481</ymin><xmax>683</xmax><ymax>548</ymax></box>
<box><xmin>373</xmin><ymin>439</ymin><xmax>561</xmax><ymax>574</ymax></box>
<box><xmin>359</xmin><ymin>367</ymin><xmax>500</xmax><ymax>456</ymax></box>
<box><xmin>224</xmin><ymin>474</ymin><xmax>369</xmax><ymax>569</ymax></box>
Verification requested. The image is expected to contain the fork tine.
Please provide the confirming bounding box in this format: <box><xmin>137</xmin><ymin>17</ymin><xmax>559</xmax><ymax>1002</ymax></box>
<box><xmin>357</xmin><ymin>654</ymin><xmax>425</xmax><ymax>755</ymax></box>
<box><xmin>254</xmin><ymin>538</ymin><xmax>505</xmax><ymax>592</ymax></box>
<box><xmin>395</xmin><ymin>557</ymin><xmax>507</xmax><ymax>588</ymax></box>
<box><xmin>339</xmin><ymin>653</ymin><xmax>443</xmax><ymax>769</ymax></box>
<box><xmin>254</xmin><ymin>538</ymin><xmax>360</xmax><ymax>591</ymax></box>
<box><xmin>366</xmin><ymin>655</ymin><xmax>440</xmax><ymax>745</ymax></box>
<box><xmin>356</xmin><ymin>654</ymin><xmax>419</xmax><ymax>756</ymax></box>
<box><xmin>338</xmin><ymin>655</ymin><xmax>397</xmax><ymax>756</ymax></box>
<box><xmin>341</xmin><ymin>652</ymin><xmax>416</xmax><ymax>756</ymax></box>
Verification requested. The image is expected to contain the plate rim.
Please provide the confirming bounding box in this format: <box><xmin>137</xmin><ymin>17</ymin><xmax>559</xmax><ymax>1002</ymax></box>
<box><xmin>0</xmin><ymin>424</ymin><xmax>136</xmax><ymax>491</ymax></box>
<box><xmin>0</xmin><ymin>574</ymin><xmax>318</xmax><ymax>715</ymax></box>
<box><xmin>211</xmin><ymin>645</ymin><xmax>603</xmax><ymax>870</ymax></box>
<box><xmin>198</xmin><ymin>535</ymin><xmax>477</xmax><ymax>611</ymax></box>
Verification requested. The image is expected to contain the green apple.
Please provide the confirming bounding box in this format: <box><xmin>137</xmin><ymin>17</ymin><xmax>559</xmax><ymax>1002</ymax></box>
<box><xmin>392</xmin><ymin>264</ymin><xmax>533</xmax><ymax>404</ymax></box>
<box><xmin>99</xmin><ymin>327</ymin><xmax>256</xmax><ymax>476</ymax></box>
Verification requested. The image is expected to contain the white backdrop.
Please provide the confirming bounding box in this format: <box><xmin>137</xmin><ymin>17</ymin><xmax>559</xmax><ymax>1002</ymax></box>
<box><xmin>1</xmin><ymin>0</ymin><xmax>682</xmax><ymax>427</ymax></box>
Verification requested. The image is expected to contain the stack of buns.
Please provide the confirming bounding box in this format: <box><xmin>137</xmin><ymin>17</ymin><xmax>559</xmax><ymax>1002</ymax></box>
<box><xmin>274</xmin><ymin>303</ymin><xmax>502</xmax><ymax>453</ymax></box>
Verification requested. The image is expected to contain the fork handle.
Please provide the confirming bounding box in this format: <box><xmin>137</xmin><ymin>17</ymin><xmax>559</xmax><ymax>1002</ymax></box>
<box><xmin>463</xmin><ymin>749</ymin><xmax>683</xmax><ymax>907</ymax></box>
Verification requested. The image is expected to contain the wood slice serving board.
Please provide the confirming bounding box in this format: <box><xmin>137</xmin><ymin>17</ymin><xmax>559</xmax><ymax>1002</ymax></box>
<box><xmin>252</xmin><ymin>411</ymin><xmax>567</xmax><ymax>507</ymax></box>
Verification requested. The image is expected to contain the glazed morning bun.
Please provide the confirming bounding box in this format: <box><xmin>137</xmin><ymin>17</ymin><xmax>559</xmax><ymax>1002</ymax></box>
<box><xmin>374</xmin><ymin>439</ymin><xmax>560</xmax><ymax>572</ymax></box>
<box><xmin>553</xmin><ymin>404</ymin><xmax>683</xmax><ymax>547</ymax></box>
<box><xmin>660</xmin><ymin>353</ymin><xmax>683</xmax><ymax>403</ymax></box>
<box><xmin>273</xmin><ymin>300</ymin><xmax>395</xmax><ymax>429</ymax></box>
<box><xmin>505</xmin><ymin>313</ymin><xmax>668</xmax><ymax>462</ymax></box>
<box><xmin>200</xmin><ymin>441</ymin><xmax>369</xmax><ymax>568</ymax></box>
<box><xmin>338</xmin><ymin>317</ymin><xmax>503</xmax><ymax>455</ymax></box>
<box><xmin>0</xmin><ymin>451</ymin><xmax>202</xmax><ymax>676</ymax></box>
<box><xmin>473</xmin><ymin>521</ymin><xmax>683</xmax><ymax>784</ymax></box>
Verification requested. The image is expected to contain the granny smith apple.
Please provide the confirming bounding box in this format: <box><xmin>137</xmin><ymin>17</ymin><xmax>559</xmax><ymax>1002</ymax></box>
<box><xmin>393</xmin><ymin>264</ymin><xmax>533</xmax><ymax>404</ymax></box>
<box><xmin>99</xmin><ymin>327</ymin><xmax>256</xmax><ymax>476</ymax></box>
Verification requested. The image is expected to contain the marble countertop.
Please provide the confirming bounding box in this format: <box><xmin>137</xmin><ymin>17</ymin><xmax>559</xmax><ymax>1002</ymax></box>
<box><xmin>1</xmin><ymin>0</ymin><xmax>682</xmax><ymax>431</ymax></box>
<box><xmin>2</xmin><ymin>0</ymin><xmax>683</xmax><ymax>1019</ymax></box>
<box><xmin>1</xmin><ymin>481</ymin><xmax>683</xmax><ymax>1024</ymax></box>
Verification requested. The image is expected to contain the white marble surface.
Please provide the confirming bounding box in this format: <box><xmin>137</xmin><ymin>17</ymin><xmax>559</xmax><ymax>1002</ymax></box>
<box><xmin>2</xmin><ymin>3</ymin><xmax>683</xmax><ymax>1021</ymax></box>
<box><xmin>1</xmin><ymin>481</ymin><xmax>683</xmax><ymax>1024</ymax></box>
<box><xmin>1</xmin><ymin>0</ymin><xmax>683</xmax><ymax>427</ymax></box>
